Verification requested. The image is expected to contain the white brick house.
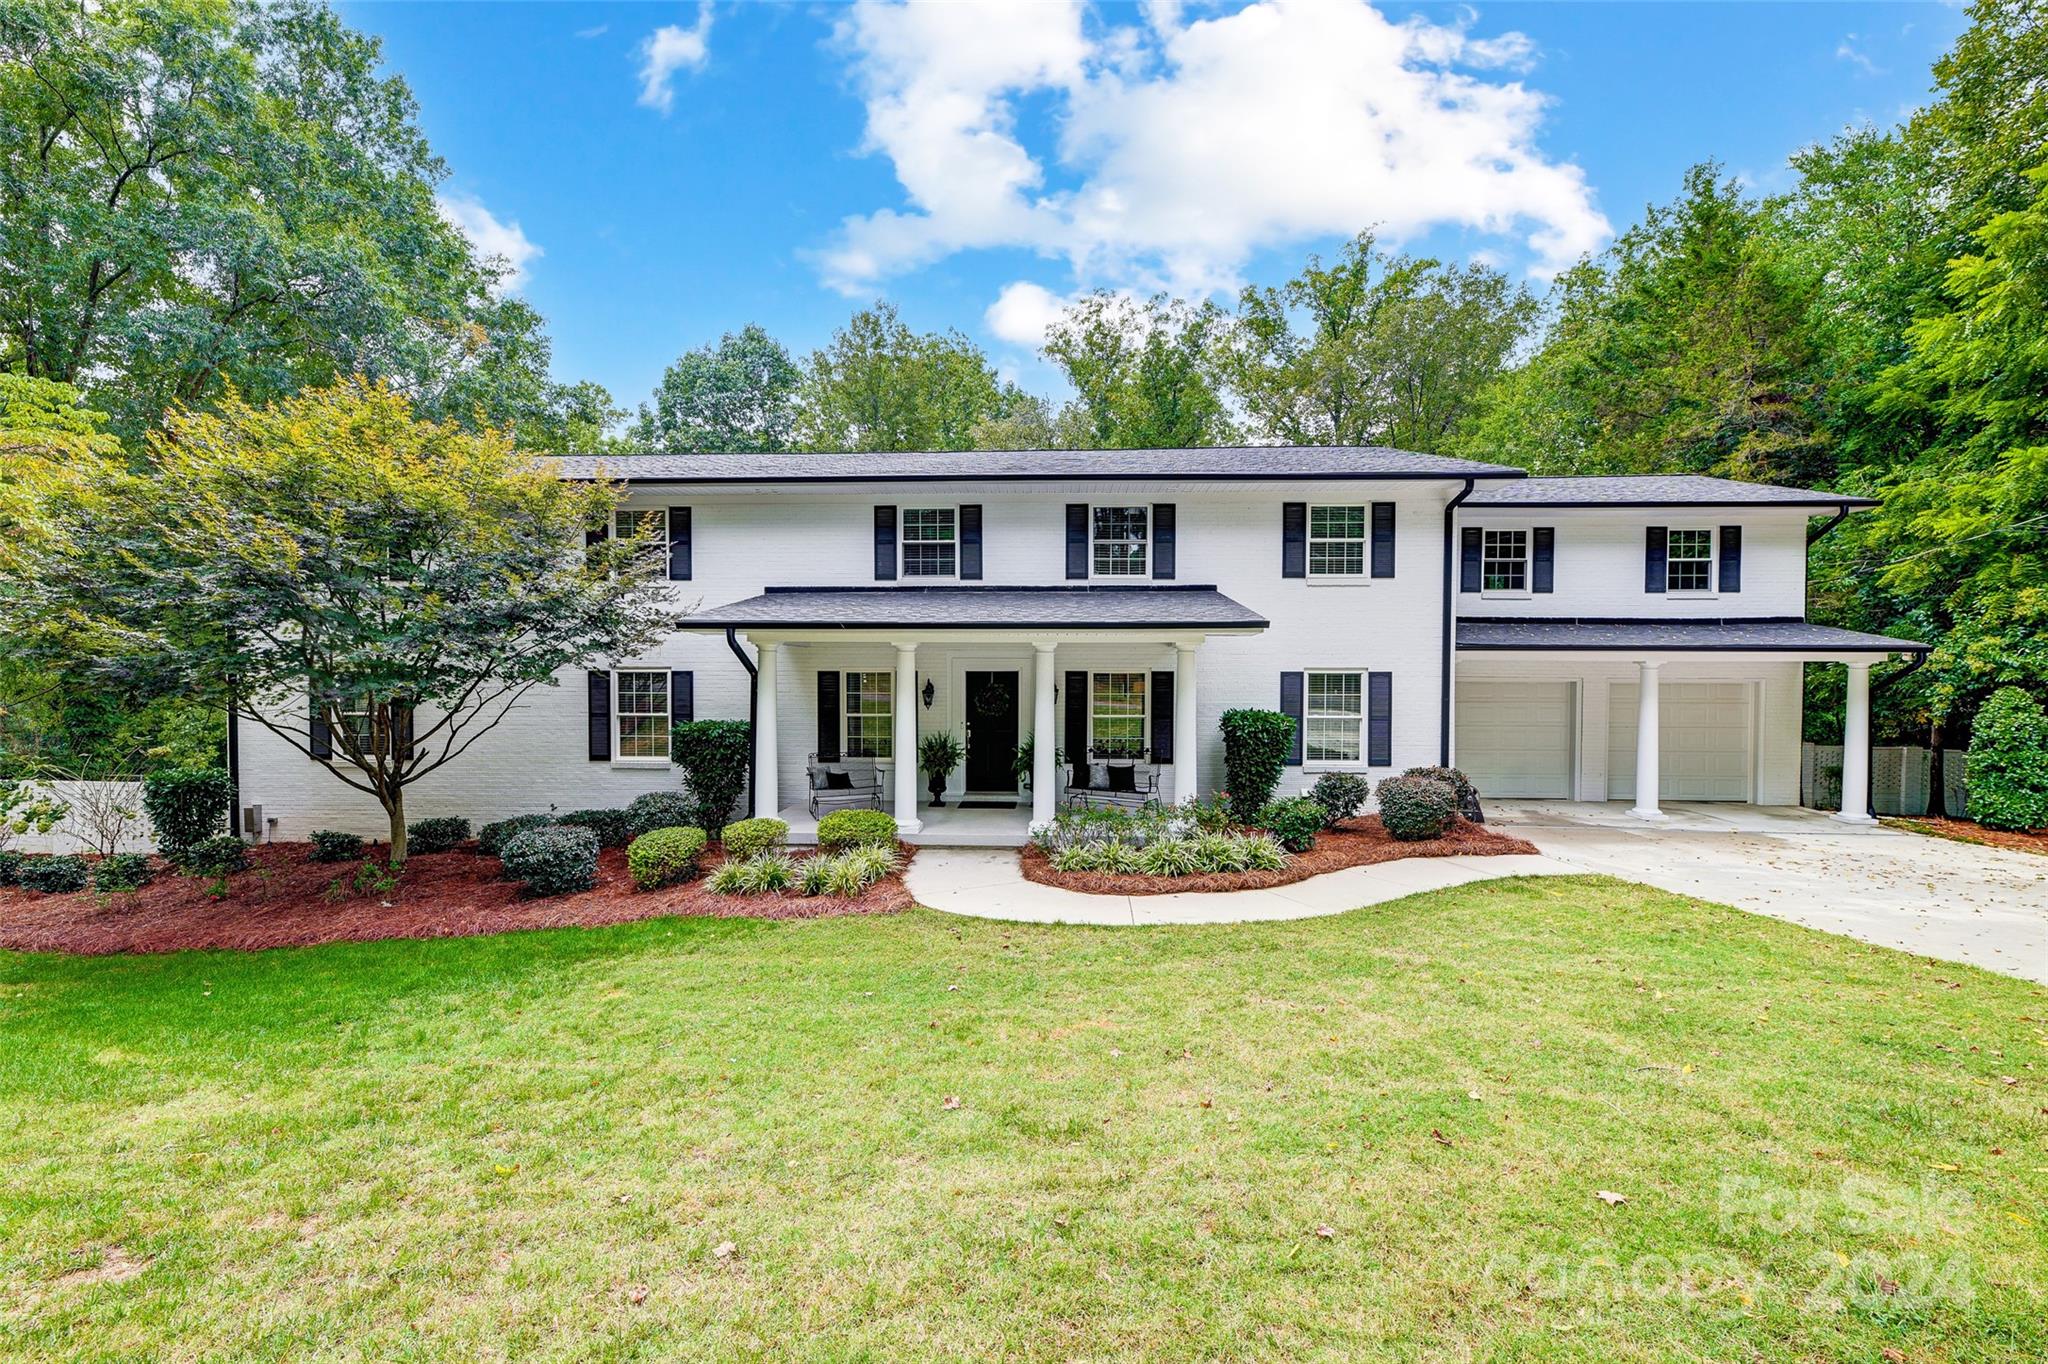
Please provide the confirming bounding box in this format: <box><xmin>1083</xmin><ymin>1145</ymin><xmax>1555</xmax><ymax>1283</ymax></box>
<box><xmin>235</xmin><ymin>449</ymin><xmax>1924</xmax><ymax>844</ymax></box>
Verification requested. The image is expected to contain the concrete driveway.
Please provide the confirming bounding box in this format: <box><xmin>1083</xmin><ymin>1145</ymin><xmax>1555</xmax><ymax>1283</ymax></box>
<box><xmin>1490</xmin><ymin>801</ymin><xmax>2048</xmax><ymax>984</ymax></box>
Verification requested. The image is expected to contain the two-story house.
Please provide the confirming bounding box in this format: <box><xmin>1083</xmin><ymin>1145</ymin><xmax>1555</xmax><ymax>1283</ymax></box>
<box><xmin>235</xmin><ymin>448</ymin><xmax>1924</xmax><ymax>844</ymax></box>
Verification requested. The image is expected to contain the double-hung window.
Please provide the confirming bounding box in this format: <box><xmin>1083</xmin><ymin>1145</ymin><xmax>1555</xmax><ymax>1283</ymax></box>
<box><xmin>1305</xmin><ymin>671</ymin><xmax>1364</xmax><ymax>763</ymax></box>
<box><xmin>1090</xmin><ymin>672</ymin><xmax>1146</xmax><ymax>758</ymax></box>
<box><xmin>613</xmin><ymin>508</ymin><xmax>668</xmax><ymax>574</ymax></box>
<box><xmin>1308</xmin><ymin>505</ymin><xmax>1366</xmax><ymax>577</ymax></box>
<box><xmin>845</xmin><ymin>671</ymin><xmax>894</xmax><ymax>758</ymax></box>
<box><xmin>615</xmin><ymin>670</ymin><xmax>670</xmax><ymax>762</ymax></box>
<box><xmin>336</xmin><ymin>694</ymin><xmax>379</xmax><ymax>755</ymax></box>
<box><xmin>1666</xmin><ymin>529</ymin><xmax>1714</xmax><ymax>593</ymax></box>
<box><xmin>1482</xmin><ymin>529</ymin><xmax>1529</xmax><ymax>593</ymax></box>
<box><xmin>901</xmin><ymin>508</ymin><xmax>957</xmax><ymax>578</ymax></box>
<box><xmin>1092</xmin><ymin>506</ymin><xmax>1148</xmax><ymax>577</ymax></box>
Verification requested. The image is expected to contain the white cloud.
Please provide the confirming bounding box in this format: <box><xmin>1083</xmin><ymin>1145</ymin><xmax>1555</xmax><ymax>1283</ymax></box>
<box><xmin>436</xmin><ymin>192</ymin><xmax>541</xmax><ymax>292</ymax></box>
<box><xmin>638</xmin><ymin>2</ymin><xmax>715</xmax><ymax>114</ymax></box>
<box><xmin>984</xmin><ymin>281</ymin><xmax>1071</xmax><ymax>348</ymax></box>
<box><xmin>817</xmin><ymin>0</ymin><xmax>1607</xmax><ymax>300</ymax></box>
<box><xmin>1836</xmin><ymin>34</ymin><xmax>1885</xmax><ymax>76</ymax></box>
<box><xmin>576</xmin><ymin>23</ymin><xmax>609</xmax><ymax>40</ymax></box>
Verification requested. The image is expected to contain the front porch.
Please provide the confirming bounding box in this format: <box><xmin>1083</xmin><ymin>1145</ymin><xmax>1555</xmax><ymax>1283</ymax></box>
<box><xmin>778</xmin><ymin>798</ymin><xmax>1035</xmax><ymax>848</ymax></box>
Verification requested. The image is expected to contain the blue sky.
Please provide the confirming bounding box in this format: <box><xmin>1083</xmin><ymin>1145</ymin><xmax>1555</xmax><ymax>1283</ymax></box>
<box><xmin>341</xmin><ymin>1</ymin><xmax>1969</xmax><ymax>411</ymax></box>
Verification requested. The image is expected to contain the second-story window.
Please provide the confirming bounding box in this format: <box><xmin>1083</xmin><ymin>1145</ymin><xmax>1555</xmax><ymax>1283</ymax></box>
<box><xmin>1309</xmin><ymin>505</ymin><xmax>1366</xmax><ymax>577</ymax></box>
<box><xmin>1482</xmin><ymin>529</ymin><xmax>1529</xmax><ymax>593</ymax></box>
<box><xmin>1666</xmin><ymin>529</ymin><xmax>1714</xmax><ymax>592</ymax></box>
<box><xmin>1093</xmin><ymin>506</ymin><xmax>1148</xmax><ymax>577</ymax></box>
<box><xmin>614</xmin><ymin>508</ymin><xmax>668</xmax><ymax>573</ymax></box>
<box><xmin>901</xmin><ymin>508</ymin><xmax>957</xmax><ymax>578</ymax></box>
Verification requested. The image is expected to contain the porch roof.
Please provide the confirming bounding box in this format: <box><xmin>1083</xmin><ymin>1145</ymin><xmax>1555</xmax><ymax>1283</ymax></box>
<box><xmin>677</xmin><ymin>584</ymin><xmax>1269</xmax><ymax>632</ymax></box>
<box><xmin>1457</xmin><ymin>616</ymin><xmax>1926</xmax><ymax>654</ymax></box>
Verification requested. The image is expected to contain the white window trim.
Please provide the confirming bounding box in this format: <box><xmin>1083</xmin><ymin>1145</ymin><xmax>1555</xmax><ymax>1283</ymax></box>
<box><xmin>612</xmin><ymin>667</ymin><xmax>672</xmax><ymax>768</ymax></box>
<box><xmin>899</xmin><ymin>506</ymin><xmax>960</xmax><ymax>582</ymax></box>
<box><xmin>1306</xmin><ymin>503</ymin><xmax>1370</xmax><ymax>582</ymax></box>
<box><xmin>844</xmin><ymin>669</ymin><xmax>896</xmax><ymax>761</ymax></box>
<box><xmin>1302</xmin><ymin>667</ymin><xmax>1368</xmax><ymax>771</ymax></box>
<box><xmin>612</xmin><ymin>507</ymin><xmax>671</xmax><ymax>575</ymax></box>
<box><xmin>1663</xmin><ymin>525</ymin><xmax>1719</xmax><ymax>599</ymax></box>
<box><xmin>1086</xmin><ymin>669</ymin><xmax>1151</xmax><ymax>760</ymax></box>
<box><xmin>1479</xmin><ymin>525</ymin><xmax>1534</xmax><ymax>600</ymax></box>
<box><xmin>1089</xmin><ymin>504</ymin><xmax>1150</xmax><ymax>580</ymax></box>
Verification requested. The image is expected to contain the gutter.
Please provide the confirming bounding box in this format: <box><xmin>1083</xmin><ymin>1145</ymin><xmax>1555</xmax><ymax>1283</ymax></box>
<box><xmin>1806</xmin><ymin>505</ymin><xmax>1851</xmax><ymax>546</ymax></box>
<box><xmin>1440</xmin><ymin>477</ymin><xmax>1477</xmax><ymax>766</ymax></box>
<box><xmin>725</xmin><ymin>628</ymin><xmax>759</xmax><ymax>817</ymax></box>
<box><xmin>225</xmin><ymin>691</ymin><xmax>241</xmax><ymax>839</ymax></box>
<box><xmin>1864</xmin><ymin>650</ymin><xmax>1929</xmax><ymax>819</ymax></box>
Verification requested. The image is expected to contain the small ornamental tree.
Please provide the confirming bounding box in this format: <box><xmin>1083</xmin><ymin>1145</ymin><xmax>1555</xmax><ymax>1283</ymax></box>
<box><xmin>3</xmin><ymin>380</ymin><xmax>679</xmax><ymax>864</ymax></box>
<box><xmin>1967</xmin><ymin>687</ymin><xmax>2048</xmax><ymax>831</ymax></box>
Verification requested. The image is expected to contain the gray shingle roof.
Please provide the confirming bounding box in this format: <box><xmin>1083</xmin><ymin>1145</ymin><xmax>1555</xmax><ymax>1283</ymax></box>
<box><xmin>678</xmin><ymin>585</ymin><xmax>1269</xmax><ymax>631</ymax></box>
<box><xmin>1457</xmin><ymin>617</ymin><xmax>1924</xmax><ymax>653</ymax></box>
<box><xmin>1464</xmin><ymin>475</ymin><xmax>1875</xmax><ymax>508</ymax></box>
<box><xmin>551</xmin><ymin>446</ymin><xmax>1522</xmax><ymax>484</ymax></box>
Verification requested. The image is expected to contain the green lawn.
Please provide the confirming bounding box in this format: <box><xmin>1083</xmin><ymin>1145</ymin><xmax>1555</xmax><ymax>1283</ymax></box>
<box><xmin>2</xmin><ymin>875</ymin><xmax>2042</xmax><ymax>1362</ymax></box>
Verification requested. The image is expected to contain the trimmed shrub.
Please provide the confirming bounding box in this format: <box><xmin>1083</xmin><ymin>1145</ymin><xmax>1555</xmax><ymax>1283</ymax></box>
<box><xmin>1220</xmin><ymin>709</ymin><xmax>1296</xmax><ymax>823</ymax></box>
<box><xmin>500</xmin><ymin>825</ymin><xmax>600</xmax><ymax>897</ymax></box>
<box><xmin>626</xmin><ymin>791</ymin><xmax>697</xmax><ymax>839</ymax></box>
<box><xmin>1377</xmin><ymin>775</ymin><xmax>1457</xmax><ymax>842</ymax></box>
<box><xmin>1403</xmin><ymin>765</ymin><xmax>1483</xmax><ymax>823</ymax></box>
<box><xmin>141</xmin><ymin>767</ymin><xmax>234</xmax><ymax>858</ymax></box>
<box><xmin>178</xmin><ymin>835</ymin><xmax>249</xmax><ymax>876</ymax></box>
<box><xmin>1306</xmin><ymin>772</ymin><xmax>1371</xmax><ymax>829</ymax></box>
<box><xmin>626</xmin><ymin>826</ymin><xmax>708</xmax><ymax>890</ymax></box>
<box><xmin>720</xmin><ymin>817</ymin><xmax>787</xmax><ymax>860</ymax></box>
<box><xmin>1967</xmin><ymin>686</ymin><xmax>2048</xmax><ymax>831</ymax></box>
<box><xmin>92</xmin><ymin>853</ymin><xmax>154</xmax><ymax>892</ymax></box>
<box><xmin>0</xmin><ymin>850</ymin><xmax>20</xmax><ymax>885</ymax></box>
<box><xmin>1255</xmin><ymin>796</ymin><xmax>1326</xmax><ymax>853</ymax></box>
<box><xmin>479</xmin><ymin>814</ymin><xmax>552</xmax><ymax>858</ymax></box>
<box><xmin>407</xmin><ymin>816</ymin><xmax>471</xmax><ymax>855</ymax></box>
<box><xmin>816</xmin><ymin>809</ymin><xmax>898</xmax><ymax>851</ymax></box>
<box><xmin>557</xmin><ymin>808</ymin><xmax>632</xmax><ymax>849</ymax></box>
<box><xmin>310</xmin><ymin>830</ymin><xmax>365</xmax><ymax>863</ymax></box>
<box><xmin>674</xmin><ymin>719</ymin><xmax>752</xmax><ymax>833</ymax></box>
<box><xmin>18</xmin><ymin>854</ymin><xmax>89</xmax><ymax>893</ymax></box>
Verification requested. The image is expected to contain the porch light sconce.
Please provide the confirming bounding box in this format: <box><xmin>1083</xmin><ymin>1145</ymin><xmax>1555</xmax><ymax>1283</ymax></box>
<box><xmin>922</xmin><ymin>678</ymin><xmax>936</xmax><ymax>710</ymax></box>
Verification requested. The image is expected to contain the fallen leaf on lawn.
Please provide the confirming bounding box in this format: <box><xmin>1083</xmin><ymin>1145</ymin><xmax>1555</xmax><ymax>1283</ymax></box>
<box><xmin>1199</xmin><ymin>1097</ymin><xmax>1213</xmax><ymax>1109</ymax></box>
<box><xmin>1595</xmin><ymin>1190</ymin><xmax>1628</xmax><ymax>1206</ymax></box>
<box><xmin>1466</xmin><ymin>1090</ymin><xmax>1483</xmax><ymax>1101</ymax></box>
<box><xmin>1881</xmin><ymin>1349</ymin><xmax>1905</xmax><ymax>1363</ymax></box>
<box><xmin>1999</xmin><ymin>1076</ymin><xmax>2018</xmax><ymax>1086</ymax></box>
<box><xmin>1930</xmin><ymin>1162</ymin><xmax>1961</xmax><ymax>1172</ymax></box>
<box><xmin>1314</xmin><ymin>1224</ymin><xmax>1335</xmax><ymax>1239</ymax></box>
<box><xmin>1431</xmin><ymin>1129</ymin><xmax>1453</xmax><ymax>1147</ymax></box>
<box><xmin>2007</xmin><ymin>1211</ymin><xmax>2033</xmax><ymax>1226</ymax></box>
<box><xmin>942</xmin><ymin>1095</ymin><xmax>962</xmax><ymax>1111</ymax></box>
<box><xmin>1681</xmin><ymin>1063</ymin><xmax>1695</xmax><ymax>1074</ymax></box>
<box><xmin>712</xmin><ymin>1241</ymin><xmax>735</xmax><ymax>1261</ymax></box>
<box><xmin>626</xmin><ymin>1285</ymin><xmax>649</xmax><ymax>1305</ymax></box>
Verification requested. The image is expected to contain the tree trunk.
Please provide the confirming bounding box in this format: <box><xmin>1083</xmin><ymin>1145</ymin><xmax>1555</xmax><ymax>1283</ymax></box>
<box><xmin>386</xmin><ymin>786</ymin><xmax>408</xmax><ymax>866</ymax></box>
<box><xmin>1928</xmin><ymin>719</ymin><xmax>1948</xmax><ymax>818</ymax></box>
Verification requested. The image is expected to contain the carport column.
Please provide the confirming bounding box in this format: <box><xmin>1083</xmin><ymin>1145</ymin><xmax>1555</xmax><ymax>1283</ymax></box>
<box><xmin>1173</xmin><ymin>642</ymin><xmax>1199</xmax><ymax>801</ymax></box>
<box><xmin>1629</xmin><ymin>660</ymin><xmax>1668</xmax><ymax>821</ymax></box>
<box><xmin>752</xmin><ymin>640</ymin><xmax>779</xmax><ymax>819</ymax></box>
<box><xmin>1834</xmin><ymin>661</ymin><xmax>1876</xmax><ymax>825</ymax></box>
<box><xmin>1031</xmin><ymin>642</ymin><xmax>1057</xmax><ymax>828</ymax></box>
<box><xmin>893</xmin><ymin>642</ymin><xmax>922</xmax><ymax>834</ymax></box>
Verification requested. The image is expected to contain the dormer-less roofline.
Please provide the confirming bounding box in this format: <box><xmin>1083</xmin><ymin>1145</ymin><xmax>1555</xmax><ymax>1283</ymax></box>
<box><xmin>1464</xmin><ymin>474</ymin><xmax>1876</xmax><ymax>510</ymax></box>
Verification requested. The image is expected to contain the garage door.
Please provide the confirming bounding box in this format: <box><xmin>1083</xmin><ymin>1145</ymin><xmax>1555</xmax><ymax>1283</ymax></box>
<box><xmin>1455</xmin><ymin>681</ymin><xmax>1574</xmax><ymax>798</ymax></box>
<box><xmin>1608</xmin><ymin>682</ymin><xmax>1753</xmax><ymax>802</ymax></box>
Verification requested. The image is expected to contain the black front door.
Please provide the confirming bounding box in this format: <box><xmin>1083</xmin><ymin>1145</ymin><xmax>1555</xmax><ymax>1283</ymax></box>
<box><xmin>963</xmin><ymin>670</ymin><xmax>1020</xmax><ymax>792</ymax></box>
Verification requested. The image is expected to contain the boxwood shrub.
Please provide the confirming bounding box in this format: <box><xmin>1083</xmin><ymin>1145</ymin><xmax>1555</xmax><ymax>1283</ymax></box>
<box><xmin>478</xmin><ymin>814</ymin><xmax>552</xmax><ymax>858</ymax></box>
<box><xmin>500</xmin><ymin>825</ymin><xmax>600</xmax><ymax>897</ymax></box>
<box><xmin>1967</xmin><ymin>686</ymin><xmax>2048</xmax><ymax>832</ymax></box>
<box><xmin>177</xmin><ymin>835</ymin><xmax>249</xmax><ymax>876</ymax></box>
<box><xmin>1254</xmin><ymin>795</ymin><xmax>1326</xmax><ymax>852</ymax></box>
<box><xmin>19</xmin><ymin>854</ymin><xmax>89</xmax><ymax>893</ymax></box>
<box><xmin>1402</xmin><ymin>765</ymin><xmax>1482</xmax><ymax>823</ymax></box>
<box><xmin>1306</xmin><ymin>772</ymin><xmax>1371</xmax><ymax>829</ymax></box>
<box><xmin>140</xmin><ymin>767</ymin><xmax>234</xmax><ymax>859</ymax></box>
<box><xmin>1219</xmin><ymin>709</ymin><xmax>1296</xmax><ymax>823</ymax></box>
<box><xmin>406</xmin><ymin>816</ymin><xmax>471</xmax><ymax>855</ymax></box>
<box><xmin>557</xmin><ymin>807</ymin><xmax>633</xmax><ymax>849</ymax></box>
<box><xmin>92</xmin><ymin>852</ymin><xmax>154</xmax><ymax>893</ymax></box>
<box><xmin>310</xmin><ymin>830</ymin><xmax>365</xmax><ymax>863</ymax></box>
<box><xmin>815</xmin><ymin>809</ymin><xmax>898</xmax><ymax>851</ymax></box>
<box><xmin>626</xmin><ymin>826</ymin><xmax>708</xmax><ymax>890</ymax></box>
<box><xmin>0</xmin><ymin>850</ymin><xmax>22</xmax><ymax>885</ymax></box>
<box><xmin>626</xmin><ymin>791</ymin><xmax>697</xmax><ymax>839</ymax></box>
<box><xmin>1377</xmin><ymin>775</ymin><xmax>1457</xmax><ymax>842</ymax></box>
<box><xmin>674</xmin><ymin>719</ymin><xmax>752</xmax><ymax>832</ymax></box>
<box><xmin>720</xmin><ymin>816</ymin><xmax>788</xmax><ymax>860</ymax></box>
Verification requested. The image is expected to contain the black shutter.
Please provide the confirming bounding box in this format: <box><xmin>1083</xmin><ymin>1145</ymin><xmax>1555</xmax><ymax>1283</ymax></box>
<box><xmin>671</xmin><ymin>670</ymin><xmax>693</xmax><ymax>727</ymax></box>
<box><xmin>1719</xmin><ymin>525</ymin><xmax>1742</xmax><ymax>593</ymax></box>
<box><xmin>1150</xmin><ymin>669</ymin><xmax>1174</xmax><ymax>763</ymax></box>
<box><xmin>1460</xmin><ymin>527</ymin><xmax>1482</xmax><ymax>591</ymax></box>
<box><xmin>959</xmin><ymin>505</ymin><xmax>982</xmax><ymax>580</ymax></box>
<box><xmin>667</xmin><ymin>508</ymin><xmax>692</xmax><ymax>581</ymax></box>
<box><xmin>1371</xmin><ymin>502</ymin><xmax>1395</xmax><ymax>578</ymax></box>
<box><xmin>1532</xmin><ymin>527</ymin><xmax>1555</xmax><ymax>594</ymax></box>
<box><xmin>584</xmin><ymin>519</ymin><xmax>609</xmax><ymax>569</ymax></box>
<box><xmin>1065</xmin><ymin>504</ymin><xmax>1088</xmax><ymax>579</ymax></box>
<box><xmin>587</xmin><ymin>670</ymin><xmax>611</xmax><ymax>761</ymax></box>
<box><xmin>1367</xmin><ymin>672</ymin><xmax>1392</xmax><ymax>767</ymax></box>
<box><xmin>1282</xmin><ymin>502</ymin><xmax>1307</xmax><ymax>578</ymax></box>
<box><xmin>1645</xmin><ymin>526</ymin><xmax>1667</xmax><ymax>594</ymax></box>
<box><xmin>1152</xmin><ymin>504</ymin><xmax>1176</xmax><ymax>580</ymax></box>
<box><xmin>873</xmin><ymin>505</ymin><xmax>897</xmax><ymax>581</ymax></box>
<box><xmin>1064</xmin><ymin>670</ymin><xmax>1087</xmax><ymax>761</ymax></box>
<box><xmin>815</xmin><ymin>671</ymin><xmax>840</xmax><ymax>761</ymax></box>
<box><xmin>1280</xmin><ymin>671</ymin><xmax>1304</xmax><ymax>767</ymax></box>
<box><xmin>309</xmin><ymin>687</ymin><xmax>330</xmax><ymax>760</ymax></box>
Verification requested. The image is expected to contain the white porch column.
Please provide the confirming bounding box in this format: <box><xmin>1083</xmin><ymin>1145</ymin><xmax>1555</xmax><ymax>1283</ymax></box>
<box><xmin>892</xmin><ymin>642</ymin><xmax>922</xmax><ymax>834</ymax></box>
<box><xmin>1173</xmin><ymin>642</ymin><xmax>1199</xmax><ymax>802</ymax></box>
<box><xmin>752</xmin><ymin>640</ymin><xmax>780</xmax><ymax>819</ymax></box>
<box><xmin>1031</xmin><ymin>642</ymin><xmax>1057</xmax><ymax>828</ymax></box>
<box><xmin>1834</xmin><ymin>661</ymin><xmax>1876</xmax><ymax>825</ymax></box>
<box><xmin>1629</xmin><ymin>660</ymin><xmax>1667</xmax><ymax>821</ymax></box>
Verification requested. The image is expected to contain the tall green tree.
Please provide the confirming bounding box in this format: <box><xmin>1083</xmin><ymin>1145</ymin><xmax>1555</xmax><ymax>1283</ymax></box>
<box><xmin>796</xmin><ymin>302</ymin><xmax>1015</xmax><ymax>452</ymax></box>
<box><xmin>1042</xmin><ymin>292</ymin><xmax>1235</xmax><ymax>449</ymax></box>
<box><xmin>1229</xmin><ymin>234</ymin><xmax>1535</xmax><ymax>453</ymax></box>
<box><xmin>632</xmin><ymin>324</ymin><xmax>799</xmax><ymax>453</ymax></box>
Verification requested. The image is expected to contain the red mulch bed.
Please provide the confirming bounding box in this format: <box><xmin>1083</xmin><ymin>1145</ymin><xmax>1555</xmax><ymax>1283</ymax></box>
<box><xmin>1887</xmin><ymin>815</ymin><xmax>2048</xmax><ymax>857</ymax></box>
<box><xmin>0</xmin><ymin>842</ymin><xmax>916</xmax><ymax>956</ymax></box>
<box><xmin>1020</xmin><ymin>816</ymin><xmax>1538</xmax><ymax>896</ymax></box>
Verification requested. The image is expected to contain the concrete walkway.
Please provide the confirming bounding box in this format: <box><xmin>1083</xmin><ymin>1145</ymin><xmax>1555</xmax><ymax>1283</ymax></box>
<box><xmin>903</xmin><ymin>847</ymin><xmax>1578</xmax><ymax>926</ymax></box>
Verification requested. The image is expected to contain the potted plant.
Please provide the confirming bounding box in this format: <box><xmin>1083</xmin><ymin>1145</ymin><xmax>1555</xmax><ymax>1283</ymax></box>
<box><xmin>1011</xmin><ymin>737</ymin><xmax>1066</xmax><ymax>790</ymax></box>
<box><xmin>918</xmin><ymin>731</ymin><xmax>965</xmax><ymax>808</ymax></box>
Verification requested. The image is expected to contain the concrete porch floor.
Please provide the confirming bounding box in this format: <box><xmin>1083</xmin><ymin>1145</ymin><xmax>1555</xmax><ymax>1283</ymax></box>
<box><xmin>778</xmin><ymin>800</ymin><xmax>1031</xmax><ymax>848</ymax></box>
